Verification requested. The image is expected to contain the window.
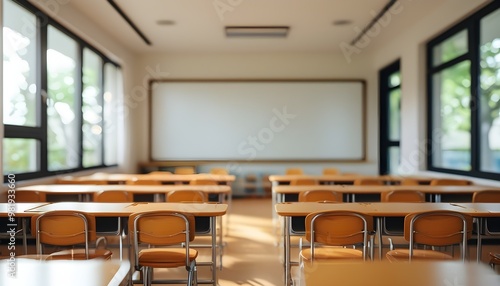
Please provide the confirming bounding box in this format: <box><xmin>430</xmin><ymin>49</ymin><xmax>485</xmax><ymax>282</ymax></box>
<box><xmin>2</xmin><ymin>0</ymin><xmax>121</xmax><ymax>180</ymax></box>
<box><xmin>427</xmin><ymin>1</ymin><xmax>500</xmax><ymax>180</ymax></box>
<box><xmin>379</xmin><ymin>60</ymin><xmax>401</xmax><ymax>175</ymax></box>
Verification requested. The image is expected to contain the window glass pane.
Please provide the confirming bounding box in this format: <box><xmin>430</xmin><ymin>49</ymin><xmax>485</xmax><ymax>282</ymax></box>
<box><xmin>2</xmin><ymin>0</ymin><xmax>38</xmax><ymax>126</ymax></box>
<box><xmin>432</xmin><ymin>61</ymin><xmax>471</xmax><ymax>170</ymax></box>
<box><xmin>389</xmin><ymin>88</ymin><xmax>401</xmax><ymax>141</ymax></box>
<box><xmin>3</xmin><ymin>138</ymin><xmax>39</xmax><ymax>174</ymax></box>
<box><xmin>388</xmin><ymin>72</ymin><xmax>401</xmax><ymax>88</ymax></box>
<box><xmin>480</xmin><ymin>8</ymin><xmax>500</xmax><ymax>173</ymax></box>
<box><xmin>104</xmin><ymin>63</ymin><xmax>119</xmax><ymax>165</ymax></box>
<box><xmin>47</xmin><ymin>26</ymin><xmax>79</xmax><ymax>171</ymax></box>
<box><xmin>82</xmin><ymin>48</ymin><xmax>103</xmax><ymax>167</ymax></box>
<box><xmin>388</xmin><ymin>146</ymin><xmax>400</xmax><ymax>174</ymax></box>
<box><xmin>433</xmin><ymin>30</ymin><xmax>468</xmax><ymax>66</ymax></box>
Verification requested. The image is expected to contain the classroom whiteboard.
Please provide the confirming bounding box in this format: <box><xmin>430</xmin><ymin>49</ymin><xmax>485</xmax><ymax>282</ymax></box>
<box><xmin>150</xmin><ymin>80</ymin><xmax>365</xmax><ymax>161</ymax></box>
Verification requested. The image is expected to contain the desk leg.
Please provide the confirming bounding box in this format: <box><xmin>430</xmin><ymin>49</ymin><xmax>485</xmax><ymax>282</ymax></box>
<box><xmin>211</xmin><ymin>216</ymin><xmax>218</xmax><ymax>286</ymax></box>
<box><xmin>477</xmin><ymin>218</ymin><xmax>483</xmax><ymax>263</ymax></box>
<box><xmin>284</xmin><ymin>216</ymin><xmax>291</xmax><ymax>286</ymax></box>
<box><xmin>22</xmin><ymin>218</ymin><xmax>28</xmax><ymax>254</ymax></box>
<box><xmin>377</xmin><ymin>217</ymin><xmax>383</xmax><ymax>260</ymax></box>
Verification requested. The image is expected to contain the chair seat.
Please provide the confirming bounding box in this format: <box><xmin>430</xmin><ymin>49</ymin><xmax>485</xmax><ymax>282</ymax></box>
<box><xmin>47</xmin><ymin>249</ymin><xmax>113</xmax><ymax>260</ymax></box>
<box><xmin>385</xmin><ymin>249</ymin><xmax>454</xmax><ymax>262</ymax></box>
<box><xmin>300</xmin><ymin>247</ymin><xmax>364</xmax><ymax>261</ymax></box>
<box><xmin>139</xmin><ymin>248</ymin><xmax>198</xmax><ymax>268</ymax></box>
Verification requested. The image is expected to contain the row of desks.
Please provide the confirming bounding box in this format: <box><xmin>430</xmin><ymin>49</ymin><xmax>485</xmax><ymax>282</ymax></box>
<box><xmin>57</xmin><ymin>173</ymin><xmax>236</xmax><ymax>185</ymax></box>
<box><xmin>275</xmin><ymin>202</ymin><xmax>500</xmax><ymax>286</ymax></box>
<box><xmin>0</xmin><ymin>202</ymin><xmax>227</xmax><ymax>285</ymax></box>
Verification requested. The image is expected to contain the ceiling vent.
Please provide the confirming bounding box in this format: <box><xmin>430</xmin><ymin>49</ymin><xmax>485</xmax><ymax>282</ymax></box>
<box><xmin>225</xmin><ymin>26</ymin><xmax>289</xmax><ymax>38</ymax></box>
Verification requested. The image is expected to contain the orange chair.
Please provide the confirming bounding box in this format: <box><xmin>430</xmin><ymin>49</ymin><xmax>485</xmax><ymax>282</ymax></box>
<box><xmin>32</xmin><ymin>211</ymin><xmax>112</xmax><ymax>260</ymax></box>
<box><xmin>322</xmin><ymin>168</ymin><xmax>340</xmax><ymax>175</ymax></box>
<box><xmin>472</xmin><ymin>190</ymin><xmax>500</xmax><ymax>235</ymax></box>
<box><xmin>93</xmin><ymin>190</ymin><xmax>133</xmax><ymax>202</ymax></box>
<box><xmin>148</xmin><ymin>171</ymin><xmax>172</xmax><ymax>175</ymax></box>
<box><xmin>285</xmin><ymin>168</ymin><xmax>303</xmax><ymax>175</ymax></box>
<box><xmin>300</xmin><ymin>211</ymin><xmax>373</xmax><ymax>261</ymax></box>
<box><xmin>381</xmin><ymin>190</ymin><xmax>426</xmax><ymax>236</ymax></box>
<box><xmin>385</xmin><ymin>211</ymin><xmax>472</xmax><ymax>262</ymax></box>
<box><xmin>400</xmin><ymin>179</ymin><xmax>420</xmax><ymax>186</ymax></box>
<box><xmin>129</xmin><ymin>211</ymin><xmax>198</xmax><ymax>285</ymax></box>
<box><xmin>174</xmin><ymin>166</ymin><xmax>196</xmax><ymax>175</ymax></box>
<box><xmin>298</xmin><ymin>190</ymin><xmax>343</xmax><ymax>202</ymax></box>
<box><xmin>210</xmin><ymin>168</ymin><xmax>228</xmax><ymax>175</ymax></box>
<box><xmin>189</xmin><ymin>179</ymin><xmax>217</xmax><ymax>185</ymax></box>
<box><xmin>166</xmin><ymin>190</ymin><xmax>207</xmax><ymax>203</ymax></box>
<box><xmin>353</xmin><ymin>178</ymin><xmax>385</xmax><ymax>186</ymax></box>
<box><xmin>14</xmin><ymin>191</ymin><xmax>46</xmax><ymax>202</ymax></box>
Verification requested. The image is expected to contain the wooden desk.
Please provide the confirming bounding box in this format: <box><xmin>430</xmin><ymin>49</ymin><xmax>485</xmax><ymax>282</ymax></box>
<box><xmin>299</xmin><ymin>260</ymin><xmax>499</xmax><ymax>286</ymax></box>
<box><xmin>0</xmin><ymin>258</ymin><xmax>129</xmax><ymax>286</ymax></box>
<box><xmin>17</xmin><ymin>184</ymin><xmax>231</xmax><ymax>202</ymax></box>
<box><xmin>0</xmin><ymin>203</ymin><xmax>50</xmax><ymax>254</ymax></box>
<box><xmin>57</xmin><ymin>173</ymin><xmax>235</xmax><ymax>185</ymax></box>
<box><xmin>268</xmin><ymin>174</ymin><xmax>432</xmax><ymax>185</ymax></box>
<box><xmin>275</xmin><ymin>202</ymin><xmax>500</xmax><ymax>286</ymax></box>
<box><xmin>25</xmin><ymin>202</ymin><xmax>227</xmax><ymax>286</ymax></box>
<box><xmin>273</xmin><ymin>185</ymin><xmax>499</xmax><ymax>203</ymax></box>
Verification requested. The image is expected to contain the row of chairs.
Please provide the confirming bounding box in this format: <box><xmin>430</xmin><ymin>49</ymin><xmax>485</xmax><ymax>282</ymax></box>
<box><xmin>300</xmin><ymin>210</ymin><xmax>473</xmax><ymax>263</ymax></box>
<box><xmin>289</xmin><ymin>177</ymin><xmax>472</xmax><ymax>186</ymax></box>
<box><xmin>31</xmin><ymin>209</ymin><xmax>199</xmax><ymax>285</ymax></box>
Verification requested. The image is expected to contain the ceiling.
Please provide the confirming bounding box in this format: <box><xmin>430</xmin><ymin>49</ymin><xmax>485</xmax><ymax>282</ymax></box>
<box><xmin>64</xmin><ymin>0</ymin><xmax>404</xmax><ymax>54</ymax></box>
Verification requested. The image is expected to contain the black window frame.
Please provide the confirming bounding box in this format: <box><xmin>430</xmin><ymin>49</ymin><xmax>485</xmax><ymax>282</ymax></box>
<box><xmin>3</xmin><ymin>0</ymin><xmax>119</xmax><ymax>182</ymax></box>
<box><xmin>427</xmin><ymin>1</ymin><xmax>500</xmax><ymax>181</ymax></box>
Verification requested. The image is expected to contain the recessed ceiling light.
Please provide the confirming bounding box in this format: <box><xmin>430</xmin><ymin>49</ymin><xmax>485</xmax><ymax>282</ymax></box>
<box><xmin>157</xmin><ymin>20</ymin><xmax>175</xmax><ymax>26</ymax></box>
<box><xmin>225</xmin><ymin>26</ymin><xmax>289</xmax><ymax>38</ymax></box>
<box><xmin>332</xmin><ymin>20</ymin><xmax>352</xmax><ymax>26</ymax></box>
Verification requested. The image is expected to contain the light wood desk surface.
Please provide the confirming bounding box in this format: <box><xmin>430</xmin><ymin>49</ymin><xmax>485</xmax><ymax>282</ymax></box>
<box><xmin>268</xmin><ymin>174</ymin><xmax>432</xmax><ymax>184</ymax></box>
<box><xmin>300</xmin><ymin>261</ymin><xmax>500</xmax><ymax>286</ymax></box>
<box><xmin>273</xmin><ymin>184</ymin><xmax>499</xmax><ymax>195</ymax></box>
<box><xmin>17</xmin><ymin>184</ymin><xmax>231</xmax><ymax>195</ymax></box>
<box><xmin>0</xmin><ymin>258</ymin><xmax>129</xmax><ymax>286</ymax></box>
<box><xmin>58</xmin><ymin>173</ymin><xmax>235</xmax><ymax>184</ymax></box>
<box><xmin>24</xmin><ymin>202</ymin><xmax>228</xmax><ymax>217</ymax></box>
<box><xmin>0</xmin><ymin>203</ymin><xmax>49</xmax><ymax>217</ymax></box>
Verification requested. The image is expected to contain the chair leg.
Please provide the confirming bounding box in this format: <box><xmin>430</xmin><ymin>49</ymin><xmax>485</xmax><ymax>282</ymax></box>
<box><xmin>142</xmin><ymin>266</ymin><xmax>152</xmax><ymax>286</ymax></box>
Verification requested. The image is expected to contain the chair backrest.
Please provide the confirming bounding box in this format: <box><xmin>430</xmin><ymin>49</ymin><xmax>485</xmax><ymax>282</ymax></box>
<box><xmin>93</xmin><ymin>190</ymin><xmax>133</xmax><ymax>202</ymax></box>
<box><xmin>298</xmin><ymin>190</ymin><xmax>343</xmax><ymax>202</ymax></box>
<box><xmin>322</xmin><ymin>168</ymin><xmax>340</xmax><ymax>175</ymax></box>
<box><xmin>404</xmin><ymin>211</ymin><xmax>472</xmax><ymax>261</ymax></box>
<box><xmin>174</xmin><ymin>166</ymin><xmax>196</xmax><ymax>175</ymax></box>
<box><xmin>210</xmin><ymin>168</ymin><xmax>228</xmax><ymax>175</ymax></box>
<box><xmin>32</xmin><ymin>211</ymin><xmax>96</xmax><ymax>258</ymax></box>
<box><xmin>285</xmin><ymin>168</ymin><xmax>303</xmax><ymax>175</ymax></box>
<box><xmin>472</xmin><ymin>190</ymin><xmax>500</xmax><ymax>202</ymax></box>
<box><xmin>189</xmin><ymin>179</ymin><xmax>217</xmax><ymax>185</ymax></box>
<box><xmin>166</xmin><ymin>190</ymin><xmax>207</xmax><ymax>202</ymax></box>
<box><xmin>400</xmin><ymin>179</ymin><xmax>420</xmax><ymax>186</ymax></box>
<box><xmin>126</xmin><ymin>178</ymin><xmax>161</xmax><ymax>185</ymax></box>
<box><xmin>129</xmin><ymin>211</ymin><xmax>195</xmax><ymax>245</ymax></box>
<box><xmin>290</xmin><ymin>179</ymin><xmax>318</xmax><ymax>186</ymax></box>
<box><xmin>353</xmin><ymin>178</ymin><xmax>385</xmax><ymax>186</ymax></box>
<box><xmin>148</xmin><ymin>171</ymin><xmax>172</xmax><ymax>175</ymax></box>
<box><xmin>305</xmin><ymin>211</ymin><xmax>372</xmax><ymax>260</ymax></box>
<box><xmin>15</xmin><ymin>191</ymin><xmax>46</xmax><ymax>202</ymax></box>
<box><xmin>381</xmin><ymin>190</ymin><xmax>425</xmax><ymax>202</ymax></box>
<box><xmin>429</xmin><ymin>179</ymin><xmax>471</xmax><ymax>186</ymax></box>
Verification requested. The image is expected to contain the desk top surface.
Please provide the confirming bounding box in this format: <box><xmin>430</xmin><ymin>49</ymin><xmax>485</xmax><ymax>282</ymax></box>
<box><xmin>59</xmin><ymin>173</ymin><xmax>235</xmax><ymax>183</ymax></box>
<box><xmin>0</xmin><ymin>258</ymin><xmax>129</xmax><ymax>286</ymax></box>
<box><xmin>17</xmin><ymin>184</ymin><xmax>231</xmax><ymax>194</ymax></box>
<box><xmin>273</xmin><ymin>184</ymin><xmax>499</xmax><ymax>194</ymax></box>
<box><xmin>23</xmin><ymin>202</ymin><xmax>228</xmax><ymax>217</ymax></box>
<box><xmin>0</xmin><ymin>203</ymin><xmax>49</xmax><ymax>217</ymax></box>
<box><xmin>275</xmin><ymin>202</ymin><xmax>500</xmax><ymax>217</ymax></box>
<box><xmin>300</xmin><ymin>261</ymin><xmax>500</xmax><ymax>286</ymax></box>
<box><xmin>268</xmin><ymin>174</ymin><xmax>432</xmax><ymax>183</ymax></box>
